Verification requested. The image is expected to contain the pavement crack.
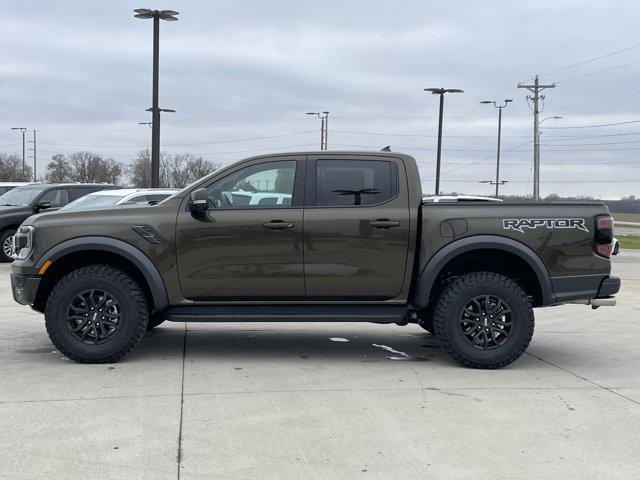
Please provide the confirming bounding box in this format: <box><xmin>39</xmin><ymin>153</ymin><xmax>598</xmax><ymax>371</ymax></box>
<box><xmin>525</xmin><ymin>352</ymin><xmax>640</xmax><ymax>408</ymax></box>
<box><xmin>177</xmin><ymin>322</ymin><xmax>188</xmax><ymax>480</ymax></box>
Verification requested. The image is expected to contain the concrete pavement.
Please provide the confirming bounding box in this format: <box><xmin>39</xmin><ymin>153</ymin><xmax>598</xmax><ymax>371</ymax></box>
<box><xmin>0</xmin><ymin>252</ymin><xmax>639</xmax><ymax>479</ymax></box>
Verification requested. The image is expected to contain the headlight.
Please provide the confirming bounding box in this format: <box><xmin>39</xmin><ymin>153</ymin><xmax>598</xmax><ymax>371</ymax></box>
<box><xmin>12</xmin><ymin>225</ymin><xmax>34</xmax><ymax>261</ymax></box>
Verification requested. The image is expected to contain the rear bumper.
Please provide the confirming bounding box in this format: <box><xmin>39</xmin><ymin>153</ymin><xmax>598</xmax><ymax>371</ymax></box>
<box><xmin>10</xmin><ymin>273</ymin><xmax>41</xmax><ymax>306</ymax></box>
<box><xmin>597</xmin><ymin>276</ymin><xmax>620</xmax><ymax>298</ymax></box>
<box><xmin>551</xmin><ymin>274</ymin><xmax>620</xmax><ymax>304</ymax></box>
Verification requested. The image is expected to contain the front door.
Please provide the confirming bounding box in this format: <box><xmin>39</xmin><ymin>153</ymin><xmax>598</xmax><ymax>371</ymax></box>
<box><xmin>176</xmin><ymin>157</ymin><xmax>305</xmax><ymax>300</ymax></box>
<box><xmin>303</xmin><ymin>155</ymin><xmax>410</xmax><ymax>299</ymax></box>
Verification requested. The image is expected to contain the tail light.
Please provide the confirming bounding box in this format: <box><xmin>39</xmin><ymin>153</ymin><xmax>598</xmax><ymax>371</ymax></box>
<box><xmin>594</xmin><ymin>216</ymin><xmax>614</xmax><ymax>258</ymax></box>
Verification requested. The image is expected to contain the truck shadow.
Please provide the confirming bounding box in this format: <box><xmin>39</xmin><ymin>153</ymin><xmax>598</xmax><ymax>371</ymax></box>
<box><xmin>143</xmin><ymin>324</ymin><xmax>445</xmax><ymax>364</ymax></box>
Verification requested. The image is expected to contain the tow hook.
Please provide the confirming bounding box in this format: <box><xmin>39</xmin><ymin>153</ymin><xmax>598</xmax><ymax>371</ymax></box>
<box><xmin>568</xmin><ymin>297</ymin><xmax>616</xmax><ymax>309</ymax></box>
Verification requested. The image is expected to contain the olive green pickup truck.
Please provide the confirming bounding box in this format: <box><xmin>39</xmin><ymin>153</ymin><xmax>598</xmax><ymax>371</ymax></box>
<box><xmin>10</xmin><ymin>152</ymin><xmax>620</xmax><ymax>368</ymax></box>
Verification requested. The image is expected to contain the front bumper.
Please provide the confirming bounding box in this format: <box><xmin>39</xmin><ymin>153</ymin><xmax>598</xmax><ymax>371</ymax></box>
<box><xmin>10</xmin><ymin>273</ymin><xmax>41</xmax><ymax>306</ymax></box>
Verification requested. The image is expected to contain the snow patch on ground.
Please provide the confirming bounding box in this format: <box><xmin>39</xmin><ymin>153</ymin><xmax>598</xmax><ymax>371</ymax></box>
<box><xmin>329</xmin><ymin>337</ymin><xmax>349</xmax><ymax>342</ymax></box>
<box><xmin>372</xmin><ymin>343</ymin><xmax>411</xmax><ymax>360</ymax></box>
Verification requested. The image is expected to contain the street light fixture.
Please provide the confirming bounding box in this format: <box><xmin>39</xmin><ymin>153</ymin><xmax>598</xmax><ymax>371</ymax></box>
<box><xmin>134</xmin><ymin>8</ymin><xmax>179</xmax><ymax>188</ymax></box>
<box><xmin>480</xmin><ymin>99</ymin><xmax>513</xmax><ymax>197</ymax></box>
<box><xmin>10</xmin><ymin>127</ymin><xmax>27</xmax><ymax>175</ymax></box>
<box><xmin>306</xmin><ymin>111</ymin><xmax>329</xmax><ymax>150</ymax></box>
<box><xmin>424</xmin><ymin>87</ymin><xmax>464</xmax><ymax>195</ymax></box>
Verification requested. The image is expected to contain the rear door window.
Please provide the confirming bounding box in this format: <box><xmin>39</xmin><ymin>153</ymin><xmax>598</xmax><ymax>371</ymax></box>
<box><xmin>316</xmin><ymin>160</ymin><xmax>397</xmax><ymax>207</ymax></box>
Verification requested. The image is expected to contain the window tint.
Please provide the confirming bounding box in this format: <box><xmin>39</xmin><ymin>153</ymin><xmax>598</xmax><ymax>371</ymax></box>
<box><xmin>39</xmin><ymin>189</ymin><xmax>70</xmax><ymax>207</ymax></box>
<box><xmin>206</xmin><ymin>161</ymin><xmax>296</xmax><ymax>209</ymax></box>
<box><xmin>316</xmin><ymin>160</ymin><xmax>396</xmax><ymax>206</ymax></box>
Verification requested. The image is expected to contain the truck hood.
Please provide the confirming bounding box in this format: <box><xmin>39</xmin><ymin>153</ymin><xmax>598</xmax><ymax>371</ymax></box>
<box><xmin>23</xmin><ymin>203</ymin><xmax>161</xmax><ymax>227</ymax></box>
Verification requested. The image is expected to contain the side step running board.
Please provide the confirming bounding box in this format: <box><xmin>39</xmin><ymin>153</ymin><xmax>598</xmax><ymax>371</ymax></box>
<box><xmin>163</xmin><ymin>304</ymin><xmax>408</xmax><ymax>324</ymax></box>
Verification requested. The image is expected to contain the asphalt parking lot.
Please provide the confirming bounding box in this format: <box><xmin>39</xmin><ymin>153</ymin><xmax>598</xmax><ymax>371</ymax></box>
<box><xmin>1</xmin><ymin>254</ymin><xmax>639</xmax><ymax>480</ymax></box>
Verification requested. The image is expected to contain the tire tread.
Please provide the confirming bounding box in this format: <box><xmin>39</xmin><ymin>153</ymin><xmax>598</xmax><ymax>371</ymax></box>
<box><xmin>45</xmin><ymin>265</ymin><xmax>148</xmax><ymax>363</ymax></box>
<box><xmin>433</xmin><ymin>271</ymin><xmax>534</xmax><ymax>369</ymax></box>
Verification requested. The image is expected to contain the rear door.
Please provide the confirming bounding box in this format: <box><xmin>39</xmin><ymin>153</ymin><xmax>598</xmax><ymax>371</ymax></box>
<box><xmin>303</xmin><ymin>155</ymin><xmax>410</xmax><ymax>299</ymax></box>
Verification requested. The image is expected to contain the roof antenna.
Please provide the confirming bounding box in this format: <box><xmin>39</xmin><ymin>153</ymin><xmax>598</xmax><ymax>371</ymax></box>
<box><xmin>380</xmin><ymin>146</ymin><xmax>391</xmax><ymax>152</ymax></box>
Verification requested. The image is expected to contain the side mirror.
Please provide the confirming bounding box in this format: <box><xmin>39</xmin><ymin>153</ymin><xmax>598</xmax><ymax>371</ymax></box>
<box><xmin>35</xmin><ymin>201</ymin><xmax>52</xmax><ymax>211</ymax></box>
<box><xmin>188</xmin><ymin>188</ymin><xmax>209</xmax><ymax>216</ymax></box>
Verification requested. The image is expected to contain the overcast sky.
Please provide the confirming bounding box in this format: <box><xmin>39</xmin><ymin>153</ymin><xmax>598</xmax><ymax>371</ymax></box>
<box><xmin>1</xmin><ymin>0</ymin><xmax>638</xmax><ymax>198</ymax></box>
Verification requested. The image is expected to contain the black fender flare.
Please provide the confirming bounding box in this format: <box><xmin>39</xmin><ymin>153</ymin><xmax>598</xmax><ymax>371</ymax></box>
<box><xmin>411</xmin><ymin>235</ymin><xmax>555</xmax><ymax>308</ymax></box>
<box><xmin>35</xmin><ymin>236</ymin><xmax>169</xmax><ymax>311</ymax></box>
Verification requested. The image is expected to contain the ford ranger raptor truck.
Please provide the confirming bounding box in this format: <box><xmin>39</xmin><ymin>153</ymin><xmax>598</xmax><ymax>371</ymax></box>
<box><xmin>10</xmin><ymin>152</ymin><xmax>620</xmax><ymax>368</ymax></box>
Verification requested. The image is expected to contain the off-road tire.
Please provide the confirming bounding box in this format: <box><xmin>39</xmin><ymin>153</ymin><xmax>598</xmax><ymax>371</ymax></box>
<box><xmin>0</xmin><ymin>229</ymin><xmax>16</xmax><ymax>262</ymax></box>
<box><xmin>45</xmin><ymin>265</ymin><xmax>149</xmax><ymax>363</ymax></box>
<box><xmin>433</xmin><ymin>271</ymin><xmax>534</xmax><ymax>369</ymax></box>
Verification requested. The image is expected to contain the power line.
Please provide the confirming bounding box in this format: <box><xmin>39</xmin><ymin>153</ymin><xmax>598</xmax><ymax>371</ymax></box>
<box><xmin>555</xmin><ymin>58</ymin><xmax>640</xmax><ymax>84</ymax></box>
<box><xmin>37</xmin><ymin>130</ymin><xmax>316</xmax><ymax>148</ymax></box>
<box><xmin>541</xmin><ymin>41</ymin><xmax>640</xmax><ymax>77</ymax></box>
<box><xmin>443</xmin><ymin>140</ymin><xmax>534</xmax><ymax>174</ymax></box>
<box><xmin>544</xmin><ymin>119</ymin><xmax>640</xmax><ymax>129</ymax></box>
<box><xmin>555</xmin><ymin>91</ymin><xmax>640</xmax><ymax>111</ymax></box>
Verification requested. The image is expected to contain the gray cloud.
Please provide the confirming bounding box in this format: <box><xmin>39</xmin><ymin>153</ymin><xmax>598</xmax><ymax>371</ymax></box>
<box><xmin>0</xmin><ymin>0</ymin><xmax>638</xmax><ymax>198</ymax></box>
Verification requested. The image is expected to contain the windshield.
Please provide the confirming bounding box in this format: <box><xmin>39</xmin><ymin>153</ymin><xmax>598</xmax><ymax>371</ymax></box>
<box><xmin>0</xmin><ymin>186</ymin><xmax>47</xmax><ymax>206</ymax></box>
<box><xmin>60</xmin><ymin>195</ymin><xmax>123</xmax><ymax>211</ymax></box>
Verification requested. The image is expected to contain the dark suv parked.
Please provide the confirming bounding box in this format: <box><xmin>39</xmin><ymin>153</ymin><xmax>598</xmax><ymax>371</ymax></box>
<box><xmin>0</xmin><ymin>183</ymin><xmax>115</xmax><ymax>261</ymax></box>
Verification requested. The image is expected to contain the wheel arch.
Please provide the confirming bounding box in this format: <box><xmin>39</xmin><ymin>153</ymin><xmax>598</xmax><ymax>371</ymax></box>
<box><xmin>411</xmin><ymin>235</ymin><xmax>554</xmax><ymax>309</ymax></box>
<box><xmin>33</xmin><ymin>237</ymin><xmax>169</xmax><ymax>314</ymax></box>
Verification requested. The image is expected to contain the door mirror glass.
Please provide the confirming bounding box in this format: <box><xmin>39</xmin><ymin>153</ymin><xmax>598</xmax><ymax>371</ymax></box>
<box><xmin>188</xmin><ymin>188</ymin><xmax>209</xmax><ymax>216</ymax></box>
<box><xmin>35</xmin><ymin>201</ymin><xmax>52</xmax><ymax>211</ymax></box>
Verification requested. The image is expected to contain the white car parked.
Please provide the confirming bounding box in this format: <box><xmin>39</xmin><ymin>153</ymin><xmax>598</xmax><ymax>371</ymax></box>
<box><xmin>59</xmin><ymin>188</ymin><xmax>178</xmax><ymax>212</ymax></box>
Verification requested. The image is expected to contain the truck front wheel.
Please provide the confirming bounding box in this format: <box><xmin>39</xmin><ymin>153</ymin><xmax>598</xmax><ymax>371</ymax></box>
<box><xmin>433</xmin><ymin>272</ymin><xmax>534</xmax><ymax>369</ymax></box>
<box><xmin>45</xmin><ymin>265</ymin><xmax>149</xmax><ymax>363</ymax></box>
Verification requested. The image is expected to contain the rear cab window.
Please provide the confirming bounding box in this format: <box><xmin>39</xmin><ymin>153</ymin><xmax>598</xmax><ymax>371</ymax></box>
<box><xmin>315</xmin><ymin>159</ymin><xmax>398</xmax><ymax>207</ymax></box>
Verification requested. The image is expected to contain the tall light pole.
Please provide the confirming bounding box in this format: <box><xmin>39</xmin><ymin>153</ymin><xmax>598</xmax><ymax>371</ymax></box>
<box><xmin>134</xmin><ymin>8</ymin><xmax>179</xmax><ymax>188</ymax></box>
<box><xmin>10</xmin><ymin>127</ymin><xmax>27</xmax><ymax>175</ymax></box>
<box><xmin>424</xmin><ymin>87</ymin><xmax>463</xmax><ymax>195</ymax></box>
<box><xmin>306</xmin><ymin>111</ymin><xmax>329</xmax><ymax>150</ymax></box>
<box><xmin>480</xmin><ymin>99</ymin><xmax>513</xmax><ymax>197</ymax></box>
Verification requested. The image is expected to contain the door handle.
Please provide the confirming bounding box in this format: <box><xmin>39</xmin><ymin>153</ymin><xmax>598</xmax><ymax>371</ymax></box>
<box><xmin>263</xmin><ymin>220</ymin><xmax>295</xmax><ymax>230</ymax></box>
<box><xmin>369</xmin><ymin>219</ymin><xmax>400</xmax><ymax>229</ymax></box>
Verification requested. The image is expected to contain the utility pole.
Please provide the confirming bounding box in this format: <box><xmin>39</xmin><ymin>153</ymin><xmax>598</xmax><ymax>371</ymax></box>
<box><xmin>480</xmin><ymin>99</ymin><xmax>512</xmax><ymax>197</ymax></box>
<box><xmin>518</xmin><ymin>75</ymin><xmax>555</xmax><ymax>200</ymax></box>
<box><xmin>28</xmin><ymin>130</ymin><xmax>37</xmax><ymax>182</ymax></box>
<box><xmin>306</xmin><ymin>111</ymin><xmax>329</xmax><ymax>150</ymax></box>
<box><xmin>134</xmin><ymin>8</ymin><xmax>179</xmax><ymax>187</ymax></box>
<box><xmin>10</xmin><ymin>127</ymin><xmax>27</xmax><ymax>175</ymax></box>
<box><xmin>424</xmin><ymin>87</ymin><xmax>463</xmax><ymax>195</ymax></box>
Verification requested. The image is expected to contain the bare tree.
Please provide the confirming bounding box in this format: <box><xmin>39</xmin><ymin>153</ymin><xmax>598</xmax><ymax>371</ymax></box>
<box><xmin>0</xmin><ymin>153</ymin><xmax>33</xmax><ymax>181</ymax></box>
<box><xmin>127</xmin><ymin>150</ymin><xmax>217</xmax><ymax>188</ymax></box>
<box><xmin>45</xmin><ymin>154</ymin><xmax>73</xmax><ymax>183</ymax></box>
<box><xmin>128</xmin><ymin>149</ymin><xmax>171</xmax><ymax>187</ymax></box>
<box><xmin>186</xmin><ymin>155</ymin><xmax>218</xmax><ymax>184</ymax></box>
<box><xmin>67</xmin><ymin>151</ymin><xmax>123</xmax><ymax>184</ymax></box>
<box><xmin>165</xmin><ymin>154</ymin><xmax>191</xmax><ymax>188</ymax></box>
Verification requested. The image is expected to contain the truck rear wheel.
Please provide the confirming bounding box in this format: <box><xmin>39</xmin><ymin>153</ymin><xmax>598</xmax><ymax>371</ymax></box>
<box><xmin>45</xmin><ymin>265</ymin><xmax>149</xmax><ymax>363</ymax></box>
<box><xmin>433</xmin><ymin>271</ymin><xmax>534</xmax><ymax>369</ymax></box>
